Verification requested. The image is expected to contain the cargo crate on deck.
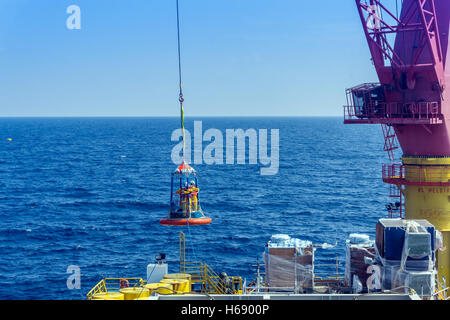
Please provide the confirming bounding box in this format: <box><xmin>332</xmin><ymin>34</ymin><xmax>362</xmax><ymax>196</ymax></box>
<box><xmin>263</xmin><ymin>235</ymin><xmax>314</xmax><ymax>292</ymax></box>
<box><xmin>376</xmin><ymin>219</ymin><xmax>438</xmax><ymax>298</ymax></box>
<box><xmin>344</xmin><ymin>234</ymin><xmax>376</xmax><ymax>291</ymax></box>
<box><xmin>376</xmin><ymin>219</ymin><xmax>435</xmax><ymax>271</ymax></box>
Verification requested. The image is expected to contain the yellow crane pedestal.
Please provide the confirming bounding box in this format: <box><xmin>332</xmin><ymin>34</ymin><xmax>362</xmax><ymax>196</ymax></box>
<box><xmin>401</xmin><ymin>156</ymin><xmax>450</xmax><ymax>293</ymax></box>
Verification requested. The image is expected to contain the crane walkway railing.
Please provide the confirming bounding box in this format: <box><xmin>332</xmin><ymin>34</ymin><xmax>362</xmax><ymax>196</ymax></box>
<box><xmin>382</xmin><ymin>163</ymin><xmax>450</xmax><ymax>186</ymax></box>
<box><xmin>344</xmin><ymin>101</ymin><xmax>442</xmax><ymax>124</ymax></box>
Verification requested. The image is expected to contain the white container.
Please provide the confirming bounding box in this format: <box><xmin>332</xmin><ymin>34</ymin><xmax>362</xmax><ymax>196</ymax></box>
<box><xmin>349</xmin><ymin>233</ymin><xmax>370</xmax><ymax>244</ymax></box>
<box><xmin>146</xmin><ymin>263</ymin><xmax>168</xmax><ymax>283</ymax></box>
<box><xmin>393</xmin><ymin>269</ymin><xmax>436</xmax><ymax>297</ymax></box>
<box><xmin>404</xmin><ymin>231</ymin><xmax>431</xmax><ymax>259</ymax></box>
<box><xmin>270</xmin><ymin>234</ymin><xmax>290</xmax><ymax>243</ymax></box>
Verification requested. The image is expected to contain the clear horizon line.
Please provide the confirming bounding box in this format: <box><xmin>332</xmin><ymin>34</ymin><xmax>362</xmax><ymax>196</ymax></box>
<box><xmin>0</xmin><ymin>115</ymin><xmax>343</xmax><ymax>118</ymax></box>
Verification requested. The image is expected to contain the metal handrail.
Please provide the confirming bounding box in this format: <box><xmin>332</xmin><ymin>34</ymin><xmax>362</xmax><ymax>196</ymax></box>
<box><xmin>382</xmin><ymin>163</ymin><xmax>450</xmax><ymax>186</ymax></box>
<box><xmin>434</xmin><ymin>281</ymin><xmax>449</xmax><ymax>300</ymax></box>
<box><xmin>178</xmin><ymin>232</ymin><xmax>242</xmax><ymax>295</ymax></box>
<box><xmin>434</xmin><ymin>288</ymin><xmax>448</xmax><ymax>300</ymax></box>
<box><xmin>204</xmin><ymin>264</ymin><xmax>227</xmax><ymax>294</ymax></box>
<box><xmin>314</xmin><ymin>276</ymin><xmax>345</xmax><ymax>281</ymax></box>
<box><xmin>344</xmin><ymin>101</ymin><xmax>441</xmax><ymax>122</ymax></box>
<box><xmin>102</xmin><ymin>277</ymin><xmax>145</xmax><ymax>290</ymax></box>
<box><xmin>86</xmin><ymin>279</ymin><xmax>107</xmax><ymax>300</ymax></box>
<box><xmin>181</xmin><ymin>260</ymin><xmax>242</xmax><ymax>294</ymax></box>
<box><xmin>86</xmin><ymin>277</ymin><xmax>146</xmax><ymax>300</ymax></box>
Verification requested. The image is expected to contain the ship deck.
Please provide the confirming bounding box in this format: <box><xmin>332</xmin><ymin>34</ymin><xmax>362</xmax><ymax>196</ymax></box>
<box><xmin>145</xmin><ymin>293</ymin><xmax>420</xmax><ymax>300</ymax></box>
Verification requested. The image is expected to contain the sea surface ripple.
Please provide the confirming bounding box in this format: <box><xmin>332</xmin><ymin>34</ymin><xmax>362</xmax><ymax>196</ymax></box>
<box><xmin>0</xmin><ymin>117</ymin><xmax>389</xmax><ymax>299</ymax></box>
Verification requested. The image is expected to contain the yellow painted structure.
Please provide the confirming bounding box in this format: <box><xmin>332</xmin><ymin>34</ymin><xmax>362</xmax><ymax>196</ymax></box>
<box><xmin>163</xmin><ymin>273</ymin><xmax>192</xmax><ymax>292</ymax></box>
<box><xmin>145</xmin><ymin>282</ymin><xmax>174</xmax><ymax>295</ymax></box>
<box><xmin>401</xmin><ymin>156</ymin><xmax>450</xmax><ymax>291</ymax></box>
<box><xmin>91</xmin><ymin>292</ymin><xmax>124</xmax><ymax>300</ymax></box>
<box><xmin>143</xmin><ymin>283</ymin><xmax>162</xmax><ymax>294</ymax></box>
<box><xmin>160</xmin><ymin>278</ymin><xmax>189</xmax><ymax>293</ymax></box>
<box><xmin>119</xmin><ymin>287</ymin><xmax>150</xmax><ymax>300</ymax></box>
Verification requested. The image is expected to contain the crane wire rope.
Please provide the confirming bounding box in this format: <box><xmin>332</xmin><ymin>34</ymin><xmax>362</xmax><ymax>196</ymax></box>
<box><xmin>176</xmin><ymin>0</ymin><xmax>186</xmax><ymax>161</ymax></box>
<box><xmin>176</xmin><ymin>0</ymin><xmax>198</xmax><ymax>262</ymax></box>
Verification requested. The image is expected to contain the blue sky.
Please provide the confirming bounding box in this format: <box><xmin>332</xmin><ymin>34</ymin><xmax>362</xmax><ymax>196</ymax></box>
<box><xmin>0</xmin><ymin>0</ymin><xmax>378</xmax><ymax>117</ymax></box>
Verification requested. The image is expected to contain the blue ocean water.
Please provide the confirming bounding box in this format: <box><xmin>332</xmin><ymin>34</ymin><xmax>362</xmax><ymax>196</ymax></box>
<box><xmin>0</xmin><ymin>117</ymin><xmax>389</xmax><ymax>300</ymax></box>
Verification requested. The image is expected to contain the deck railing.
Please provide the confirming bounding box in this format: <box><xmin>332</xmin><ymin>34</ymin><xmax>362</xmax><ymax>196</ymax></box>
<box><xmin>179</xmin><ymin>232</ymin><xmax>242</xmax><ymax>295</ymax></box>
<box><xmin>86</xmin><ymin>277</ymin><xmax>145</xmax><ymax>300</ymax></box>
<box><xmin>382</xmin><ymin>163</ymin><xmax>450</xmax><ymax>186</ymax></box>
<box><xmin>181</xmin><ymin>261</ymin><xmax>242</xmax><ymax>294</ymax></box>
<box><xmin>344</xmin><ymin>101</ymin><xmax>441</xmax><ymax>124</ymax></box>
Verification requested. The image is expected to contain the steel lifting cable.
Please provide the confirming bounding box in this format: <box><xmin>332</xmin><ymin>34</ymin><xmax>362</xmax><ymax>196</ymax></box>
<box><xmin>176</xmin><ymin>0</ymin><xmax>186</xmax><ymax>161</ymax></box>
<box><xmin>176</xmin><ymin>0</ymin><xmax>198</xmax><ymax>262</ymax></box>
<box><xmin>187</xmin><ymin>219</ymin><xmax>199</xmax><ymax>261</ymax></box>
